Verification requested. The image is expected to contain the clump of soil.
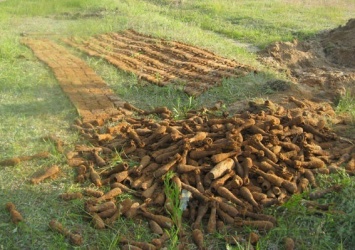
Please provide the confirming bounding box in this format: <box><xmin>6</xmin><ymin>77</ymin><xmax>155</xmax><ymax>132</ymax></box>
<box><xmin>259</xmin><ymin>18</ymin><xmax>355</xmax><ymax>103</ymax></box>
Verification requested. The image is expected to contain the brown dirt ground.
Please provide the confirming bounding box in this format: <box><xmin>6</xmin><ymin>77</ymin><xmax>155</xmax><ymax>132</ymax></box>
<box><xmin>259</xmin><ymin>18</ymin><xmax>355</xmax><ymax>103</ymax></box>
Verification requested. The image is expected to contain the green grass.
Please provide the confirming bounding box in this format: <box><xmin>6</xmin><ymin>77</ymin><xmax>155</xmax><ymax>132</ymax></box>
<box><xmin>142</xmin><ymin>0</ymin><xmax>355</xmax><ymax>48</ymax></box>
<box><xmin>0</xmin><ymin>0</ymin><xmax>355</xmax><ymax>249</ymax></box>
<box><xmin>336</xmin><ymin>91</ymin><xmax>355</xmax><ymax>124</ymax></box>
<box><xmin>258</xmin><ymin>172</ymin><xmax>355</xmax><ymax>250</ymax></box>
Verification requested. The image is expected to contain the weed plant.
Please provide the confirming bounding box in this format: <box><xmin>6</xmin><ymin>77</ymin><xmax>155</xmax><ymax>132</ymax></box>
<box><xmin>163</xmin><ymin>171</ymin><xmax>183</xmax><ymax>249</ymax></box>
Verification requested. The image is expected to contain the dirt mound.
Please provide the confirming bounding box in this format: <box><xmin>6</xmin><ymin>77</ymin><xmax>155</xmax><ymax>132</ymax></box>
<box><xmin>259</xmin><ymin>19</ymin><xmax>355</xmax><ymax>102</ymax></box>
<box><xmin>321</xmin><ymin>19</ymin><xmax>355</xmax><ymax>68</ymax></box>
<box><xmin>63</xmin><ymin>30</ymin><xmax>256</xmax><ymax>96</ymax></box>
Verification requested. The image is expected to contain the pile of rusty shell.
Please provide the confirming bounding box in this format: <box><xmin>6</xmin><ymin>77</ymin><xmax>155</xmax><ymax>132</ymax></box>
<box><xmin>65</xmin><ymin>98</ymin><xmax>350</xmax><ymax>248</ymax></box>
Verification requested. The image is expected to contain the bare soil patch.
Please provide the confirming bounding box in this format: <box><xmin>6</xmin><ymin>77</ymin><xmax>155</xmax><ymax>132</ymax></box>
<box><xmin>259</xmin><ymin>18</ymin><xmax>355</xmax><ymax>103</ymax></box>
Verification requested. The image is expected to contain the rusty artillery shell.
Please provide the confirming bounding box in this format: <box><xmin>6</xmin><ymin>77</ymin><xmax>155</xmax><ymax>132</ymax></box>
<box><xmin>260</xmin><ymin>198</ymin><xmax>280</xmax><ymax>207</ymax></box>
<box><xmin>171</xmin><ymin>175</ymin><xmax>182</xmax><ymax>192</ymax></box>
<box><xmin>234</xmin><ymin>219</ymin><xmax>274</xmax><ymax>231</ymax></box>
<box><xmin>129</xmin><ymin>174</ymin><xmax>152</xmax><ymax>189</ymax></box>
<box><xmin>119</xmin><ymin>198</ymin><xmax>134</xmax><ymax>215</ymax></box>
<box><xmin>105</xmin><ymin>207</ymin><xmax>121</xmax><ymax>225</ymax></box>
<box><xmin>6</xmin><ymin>202</ymin><xmax>23</xmax><ymax>224</ymax></box>
<box><xmin>88</xmin><ymin>164</ymin><xmax>102</xmax><ymax>187</ymax></box>
<box><xmin>153</xmin><ymin>153</ymin><xmax>180</xmax><ymax>178</ymax></box>
<box><xmin>272</xmin><ymin>186</ymin><xmax>282</xmax><ymax>196</ymax></box>
<box><xmin>101</xmin><ymin>162</ymin><xmax>129</xmax><ymax>177</ymax></box>
<box><xmin>251</xmin><ymin>191</ymin><xmax>267</xmax><ymax>201</ymax></box>
<box><xmin>110</xmin><ymin>170</ymin><xmax>129</xmax><ymax>183</ymax></box>
<box><xmin>177</xmin><ymin>164</ymin><xmax>201</xmax><ymax>173</ymax></box>
<box><xmin>142</xmin><ymin>182</ymin><xmax>159</xmax><ymax>199</ymax></box>
<box><xmin>143</xmin><ymin>125</ymin><xmax>167</xmax><ymax>145</ymax></box>
<box><xmin>214</xmin><ymin>170</ymin><xmax>238</xmax><ymax>190</ymax></box>
<box><xmin>249</xmin><ymin>232</ymin><xmax>260</xmax><ymax>245</ymax></box>
<box><xmin>153</xmin><ymin>191</ymin><xmax>165</xmax><ymax>206</ymax></box>
<box><xmin>49</xmin><ymin>219</ymin><xmax>83</xmax><ymax>246</ymax></box>
<box><xmin>192</xmin><ymin>202</ymin><xmax>209</xmax><ymax>230</ymax></box>
<box><xmin>124</xmin><ymin>202</ymin><xmax>140</xmax><ymax>219</ymax></box>
<box><xmin>84</xmin><ymin>188</ymin><xmax>104</xmax><ymax>198</ymax></box>
<box><xmin>281</xmin><ymin>180</ymin><xmax>298</xmax><ymax>194</ymax></box>
<box><xmin>232</xmin><ymin>118</ymin><xmax>256</xmax><ymax>134</ymax></box>
<box><xmin>0</xmin><ymin>157</ymin><xmax>21</xmax><ymax>166</ymax></box>
<box><xmin>180</xmin><ymin>182</ymin><xmax>209</xmax><ymax>203</ymax></box>
<box><xmin>192</xmin><ymin>229</ymin><xmax>205</xmax><ymax>250</ymax></box>
<box><xmin>93</xmin><ymin>150</ymin><xmax>106</xmax><ymax>167</ymax></box>
<box><xmin>216</xmin><ymin>220</ymin><xmax>226</xmax><ymax>233</ymax></box>
<box><xmin>242</xmin><ymin>210</ymin><xmax>277</xmax><ymax>225</ymax></box>
<box><xmin>297</xmin><ymin>177</ymin><xmax>309</xmax><ymax>193</ymax></box>
<box><xmin>241</xmin><ymin>157</ymin><xmax>252</xmax><ymax>179</ymax></box>
<box><xmin>346</xmin><ymin>154</ymin><xmax>355</xmax><ymax>171</ymax></box>
<box><xmin>149</xmin><ymin>220</ymin><xmax>164</xmax><ymax>235</ymax></box>
<box><xmin>110</xmin><ymin>182</ymin><xmax>140</xmax><ymax>197</ymax></box>
<box><xmin>92</xmin><ymin>213</ymin><xmax>105</xmax><ymax>229</ymax></box>
<box><xmin>98</xmin><ymin>207</ymin><xmax>118</xmax><ymax>219</ymax></box>
<box><xmin>86</xmin><ymin>201</ymin><xmax>116</xmax><ymax>213</ymax></box>
<box><xmin>140</xmin><ymin>176</ymin><xmax>154</xmax><ymax>190</ymax></box>
<box><xmin>250</xmin><ymin>166</ymin><xmax>284</xmax><ymax>187</ymax></box>
<box><xmin>303</xmin><ymin>169</ymin><xmax>317</xmax><ymax>187</ymax></box>
<box><xmin>216</xmin><ymin>186</ymin><xmax>248</xmax><ymax>209</ymax></box>
<box><xmin>76</xmin><ymin>164</ymin><xmax>87</xmax><ymax>175</ymax></box>
<box><xmin>214</xmin><ymin>197</ymin><xmax>239</xmax><ymax>217</ymax></box>
<box><xmin>309</xmin><ymin>185</ymin><xmax>342</xmax><ymax>200</ymax></box>
<box><xmin>194</xmin><ymin>170</ymin><xmax>205</xmax><ymax>193</ymax></box>
<box><xmin>151</xmin><ymin>232</ymin><xmax>170</xmax><ymax>248</ymax></box>
<box><xmin>296</xmin><ymin>157</ymin><xmax>325</xmax><ymax>169</ymax></box>
<box><xmin>239</xmin><ymin>187</ymin><xmax>260</xmax><ymax>210</ymax></box>
<box><xmin>127</xmin><ymin>127</ymin><xmax>145</xmax><ymax>148</ymax></box>
<box><xmin>59</xmin><ymin>192</ymin><xmax>83</xmax><ymax>201</ymax></box>
<box><xmin>96</xmin><ymin>187</ymin><xmax>122</xmax><ymax>203</ymax></box>
<box><xmin>266</xmin><ymin>189</ymin><xmax>276</xmax><ymax>198</ymax></box>
<box><xmin>205</xmin><ymin>158</ymin><xmax>235</xmax><ymax>186</ymax></box>
<box><xmin>189</xmin><ymin>149</ymin><xmax>220</xmax><ymax>160</ymax></box>
<box><xmin>95</xmin><ymin>133</ymin><xmax>113</xmax><ymax>142</ymax></box>
<box><xmin>136</xmin><ymin>155</ymin><xmax>151</xmax><ymax>172</ymax></box>
<box><xmin>49</xmin><ymin>219</ymin><xmax>68</xmax><ymax>235</ymax></box>
<box><xmin>120</xmin><ymin>238</ymin><xmax>157</xmax><ymax>250</ymax></box>
<box><xmin>188</xmin><ymin>132</ymin><xmax>207</xmax><ymax>144</ymax></box>
<box><xmin>260</xmin><ymin>180</ymin><xmax>271</xmax><ymax>192</ymax></box>
<box><xmin>123</xmin><ymin>102</ymin><xmax>145</xmax><ymax>114</ymax></box>
<box><xmin>216</xmin><ymin>207</ymin><xmax>235</xmax><ymax>224</ymax></box>
<box><xmin>233</xmin><ymin>157</ymin><xmax>244</xmax><ymax>177</ymax></box>
<box><xmin>139</xmin><ymin>207</ymin><xmax>173</xmax><ymax>229</ymax></box>
<box><xmin>284</xmin><ymin>237</ymin><xmax>295</xmax><ymax>250</ymax></box>
<box><xmin>142</xmin><ymin>162</ymin><xmax>160</xmax><ymax>173</ymax></box>
<box><xmin>211</xmin><ymin>150</ymin><xmax>241</xmax><ymax>164</ymax></box>
<box><xmin>207</xmin><ymin>201</ymin><xmax>217</xmax><ymax>234</ymax></box>
<box><xmin>31</xmin><ymin>165</ymin><xmax>60</xmax><ymax>184</ymax></box>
